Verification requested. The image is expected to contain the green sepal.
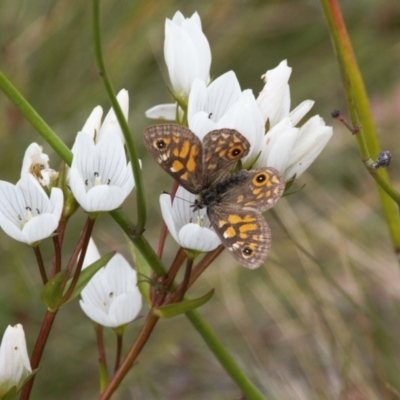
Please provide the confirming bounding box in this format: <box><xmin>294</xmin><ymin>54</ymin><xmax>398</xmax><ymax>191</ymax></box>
<box><xmin>58</xmin><ymin>162</ymin><xmax>79</xmax><ymax>221</ymax></box>
<box><xmin>153</xmin><ymin>289</ymin><xmax>215</xmax><ymax>319</ymax></box>
<box><xmin>63</xmin><ymin>251</ymin><xmax>115</xmax><ymax>305</ymax></box>
<box><xmin>40</xmin><ymin>270</ymin><xmax>70</xmax><ymax>311</ymax></box>
<box><xmin>131</xmin><ymin>244</ymin><xmax>152</xmax><ymax>305</ymax></box>
<box><xmin>0</xmin><ymin>385</ymin><xmax>17</xmax><ymax>400</ymax></box>
<box><xmin>0</xmin><ymin>369</ymin><xmax>38</xmax><ymax>399</ymax></box>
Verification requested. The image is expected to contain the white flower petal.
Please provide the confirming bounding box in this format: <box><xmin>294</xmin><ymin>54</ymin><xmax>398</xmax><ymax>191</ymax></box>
<box><xmin>289</xmin><ymin>100</ymin><xmax>315</xmax><ymax>126</ymax></box>
<box><xmin>80</xmin><ymin>301</ymin><xmax>112</xmax><ymax>327</ymax></box>
<box><xmin>189</xmin><ymin>112</ymin><xmax>217</xmax><ymax>139</ymax></box>
<box><xmin>83</xmin><ymin>238</ymin><xmax>101</xmax><ymax>269</ymax></box>
<box><xmin>257</xmin><ymin>60</ymin><xmax>292</xmax><ymax>127</ymax></box>
<box><xmin>108</xmin><ymin>292</ymin><xmax>142</xmax><ymax>327</ymax></box>
<box><xmin>22</xmin><ymin>214</ymin><xmax>59</xmax><ymax>244</ymax></box>
<box><xmin>217</xmin><ymin>90</ymin><xmax>265</xmax><ymax>165</ymax></box>
<box><xmin>0</xmin><ymin>213</ymin><xmax>28</xmax><ymax>243</ymax></box>
<box><xmin>160</xmin><ymin>193</ymin><xmax>180</xmax><ymax>243</ymax></box>
<box><xmin>145</xmin><ymin>103</ymin><xmax>177</xmax><ymax>120</ymax></box>
<box><xmin>81</xmin><ymin>106</ymin><xmax>103</xmax><ymax>141</ymax></box>
<box><xmin>49</xmin><ymin>188</ymin><xmax>63</xmax><ymax>220</ymax></box>
<box><xmin>203</xmin><ymin>71</ymin><xmax>242</xmax><ymax>122</ymax></box>
<box><xmin>284</xmin><ymin>116</ymin><xmax>333</xmax><ymax>179</ymax></box>
<box><xmin>0</xmin><ymin>181</ymin><xmax>27</xmax><ymax>226</ymax></box>
<box><xmin>187</xmin><ymin>79</ymin><xmax>207</xmax><ymax>121</ymax></box>
<box><xmin>263</xmin><ymin>128</ymin><xmax>298</xmax><ymax>174</ymax></box>
<box><xmin>68</xmin><ymin>168</ymin><xmax>88</xmax><ymax>208</ymax></box>
<box><xmin>178</xmin><ymin>223</ymin><xmax>220</xmax><ymax>252</ymax></box>
<box><xmin>81</xmin><ymin>185</ymin><xmax>127</xmax><ymax>212</ymax></box>
<box><xmin>98</xmin><ymin>89</ymin><xmax>129</xmax><ymax>143</ymax></box>
<box><xmin>104</xmin><ymin>254</ymin><xmax>138</xmax><ymax>294</ymax></box>
<box><xmin>255</xmin><ymin>117</ymin><xmax>295</xmax><ymax>167</ymax></box>
<box><xmin>71</xmin><ymin>132</ymin><xmax>96</xmax><ymax>182</ymax></box>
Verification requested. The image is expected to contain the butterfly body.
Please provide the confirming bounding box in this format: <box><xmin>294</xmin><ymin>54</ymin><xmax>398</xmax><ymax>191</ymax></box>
<box><xmin>144</xmin><ymin>124</ymin><xmax>285</xmax><ymax>269</ymax></box>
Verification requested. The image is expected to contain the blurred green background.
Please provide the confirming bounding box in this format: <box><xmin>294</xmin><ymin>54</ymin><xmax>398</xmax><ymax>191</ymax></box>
<box><xmin>1</xmin><ymin>0</ymin><xmax>400</xmax><ymax>399</ymax></box>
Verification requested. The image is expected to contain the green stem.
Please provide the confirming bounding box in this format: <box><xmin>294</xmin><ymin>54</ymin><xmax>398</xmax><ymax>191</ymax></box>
<box><xmin>0</xmin><ymin>70</ymin><xmax>72</xmax><ymax>165</ymax></box>
<box><xmin>91</xmin><ymin>0</ymin><xmax>146</xmax><ymax>235</ymax></box>
<box><xmin>185</xmin><ymin>310</ymin><xmax>265</xmax><ymax>400</ymax></box>
<box><xmin>320</xmin><ymin>0</ymin><xmax>400</xmax><ymax>255</ymax></box>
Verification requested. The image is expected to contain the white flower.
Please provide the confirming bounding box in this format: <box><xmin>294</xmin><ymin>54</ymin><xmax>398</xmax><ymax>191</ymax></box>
<box><xmin>0</xmin><ymin>324</ymin><xmax>32</xmax><ymax>397</ymax></box>
<box><xmin>0</xmin><ymin>174</ymin><xmax>63</xmax><ymax>245</ymax></box>
<box><xmin>145</xmin><ymin>11</ymin><xmax>211</xmax><ymax>120</ymax></box>
<box><xmin>69</xmin><ymin>131</ymin><xmax>134</xmax><ymax>212</ymax></box>
<box><xmin>80</xmin><ymin>253</ymin><xmax>142</xmax><ymax>328</ymax></box>
<box><xmin>254</xmin><ymin>60</ymin><xmax>333</xmax><ymax>180</ymax></box>
<box><xmin>79</xmin><ymin>89</ymin><xmax>129</xmax><ymax>144</ymax></box>
<box><xmin>164</xmin><ymin>11</ymin><xmax>211</xmax><ymax>100</ymax></box>
<box><xmin>160</xmin><ymin>186</ymin><xmax>221</xmax><ymax>252</ymax></box>
<box><xmin>188</xmin><ymin>72</ymin><xmax>265</xmax><ymax>167</ymax></box>
<box><xmin>20</xmin><ymin>143</ymin><xmax>58</xmax><ymax>188</ymax></box>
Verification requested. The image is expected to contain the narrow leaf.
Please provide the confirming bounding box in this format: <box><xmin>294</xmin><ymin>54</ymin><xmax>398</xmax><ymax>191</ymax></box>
<box><xmin>153</xmin><ymin>289</ymin><xmax>215</xmax><ymax>318</ymax></box>
<box><xmin>40</xmin><ymin>270</ymin><xmax>70</xmax><ymax>311</ymax></box>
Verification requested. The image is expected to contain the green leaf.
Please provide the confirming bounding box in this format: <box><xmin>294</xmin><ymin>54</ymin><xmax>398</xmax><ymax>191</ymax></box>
<box><xmin>40</xmin><ymin>270</ymin><xmax>70</xmax><ymax>311</ymax></box>
<box><xmin>153</xmin><ymin>289</ymin><xmax>215</xmax><ymax>319</ymax></box>
<box><xmin>63</xmin><ymin>251</ymin><xmax>115</xmax><ymax>305</ymax></box>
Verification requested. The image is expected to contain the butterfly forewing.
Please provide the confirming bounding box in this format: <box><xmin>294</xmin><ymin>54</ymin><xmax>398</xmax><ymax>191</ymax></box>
<box><xmin>144</xmin><ymin>124</ymin><xmax>203</xmax><ymax>193</ymax></box>
<box><xmin>207</xmin><ymin>207</ymin><xmax>271</xmax><ymax>269</ymax></box>
<box><xmin>202</xmin><ymin>129</ymin><xmax>250</xmax><ymax>185</ymax></box>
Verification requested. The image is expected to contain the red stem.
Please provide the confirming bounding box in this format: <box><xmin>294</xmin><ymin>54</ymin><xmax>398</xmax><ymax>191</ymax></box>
<box><xmin>33</xmin><ymin>245</ymin><xmax>47</xmax><ymax>284</ymax></box>
<box><xmin>20</xmin><ymin>311</ymin><xmax>57</xmax><ymax>400</ymax></box>
<box><xmin>95</xmin><ymin>323</ymin><xmax>108</xmax><ymax>378</ymax></box>
<box><xmin>99</xmin><ymin>312</ymin><xmax>159</xmax><ymax>400</ymax></box>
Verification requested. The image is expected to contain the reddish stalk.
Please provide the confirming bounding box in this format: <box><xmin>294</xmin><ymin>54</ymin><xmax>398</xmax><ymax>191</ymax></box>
<box><xmin>99</xmin><ymin>312</ymin><xmax>159</xmax><ymax>400</ymax></box>
<box><xmin>33</xmin><ymin>245</ymin><xmax>47</xmax><ymax>285</ymax></box>
<box><xmin>20</xmin><ymin>311</ymin><xmax>57</xmax><ymax>400</ymax></box>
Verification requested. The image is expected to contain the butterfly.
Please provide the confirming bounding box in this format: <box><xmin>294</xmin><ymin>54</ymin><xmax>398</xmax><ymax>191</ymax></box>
<box><xmin>144</xmin><ymin>124</ymin><xmax>285</xmax><ymax>269</ymax></box>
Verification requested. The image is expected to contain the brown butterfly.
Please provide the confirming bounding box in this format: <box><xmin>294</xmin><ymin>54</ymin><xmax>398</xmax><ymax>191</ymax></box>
<box><xmin>144</xmin><ymin>124</ymin><xmax>284</xmax><ymax>269</ymax></box>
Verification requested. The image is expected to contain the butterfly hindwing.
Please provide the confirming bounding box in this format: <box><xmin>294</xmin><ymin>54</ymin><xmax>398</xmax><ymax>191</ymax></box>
<box><xmin>207</xmin><ymin>206</ymin><xmax>271</xmax><ymax>269</ymax></box>
<box><xmin>218</xmin><ymin>167</ymin><xmax>285</xmax><ymax>212</ymax></box>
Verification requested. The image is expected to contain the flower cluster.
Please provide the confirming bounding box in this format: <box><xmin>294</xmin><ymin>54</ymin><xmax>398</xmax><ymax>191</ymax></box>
<box><xmin>0</xmin><ymin>91</ymin><xmax>141</xmax><ymax>334</ymax></box>
<box><xmin>146</xmin><ymin>11</ymin><xmax>333</xmax><ymax>254</ymax></box>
